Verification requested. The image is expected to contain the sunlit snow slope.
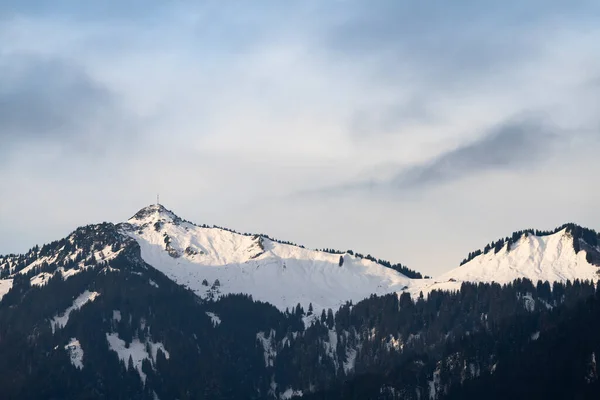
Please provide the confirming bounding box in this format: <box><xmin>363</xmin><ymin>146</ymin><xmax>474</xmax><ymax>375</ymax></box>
<box><xmin>120</xmin><ymin>205</ymin><xmax>417</xmax><ymax>312</ymax></box>
<box><xmin>437</xmin><ymin>229</ymin><xmax>600</xmax><ymax>285</ymax></box>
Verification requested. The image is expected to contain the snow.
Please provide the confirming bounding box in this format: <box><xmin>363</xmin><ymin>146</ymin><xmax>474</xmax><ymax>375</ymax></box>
<box><xmin>587</xmin><ymin>352</ymin><xmax>598</xmax><ymax>383</ymax></box>
<box><xmin>18</xmin><ymin>245</ymin><xmax>122</xmax><ymax>278</ymax></box>
<box><xmin>121</xmin><ymin>205</ymin><xmax>418</xmax><ymax>313</ymax></box>
<box><xmin>117</xmin><ymin>206</ymin><xmax>600</xmax><ymax>312</ymax></box>
<box><xmin>106</xmin><ymin>332</ymin><xmax>170</xmax><ymax>383</ymax></box>
<box><xmin>280</xmin><ymin>388</ymin><xmax>303</xmax><ymax>399</ymax></box>
<box><xmin>438</xmin><ymin>229</ymin><xmax>600</xmax><ymax>285</ymax></box>
<box><xmin>16</xmin><ymin>203</ymin><xmax>590</xmax><ymax>322</ymax></box>
<box><xmin>257</xmin><ymin>330</ymin><xmax>277</xmax><ymax>367</ymax></box>
<box><xmin>521</xmin><ymin>293</ymin><xmax>535</xmax><ymax>312</ymax></box>
<box><xmin>18</xmin><ymin>255</ymin><xmax>58</xmax><ymax>275</ymax></box>
<box><xmin>113</xmin><ymin>310</ymin><xmax>122</xmax><ymax>322</ymax></box>
<box><xmin>30</xmin><ymin>272</ymin><xmax>53</xmax><ymax>287</ymax></box>
<box><xmin>51</xmin><ymin>290</ymin><xmax>100</xmax><ymax>333</ymax></box>
<box><xmin>302</xmin><ymin>313</ymin><xmax>319</xmax><ymax>327</ymax></box>
<box><xmin>322</xmin><ymin>329</ymin><xmax>338</xmax><ymax>368</ymax></box>
<box><xmin>7</xmin><ymin>204</ymin><xmax>600</xmax><ymax>322</ymax></box>
<box><xmin>65</xmin><ymin>338</ymin><xmax>84</xmax><ymax>369</ymax></box>
<box><xmin>101</xmin><ymin>265</ymin><xmax>120</xmax><ymax>274</ymax></box>
<box><xmin>540</xmin><ymin>298</ymin><xmax>554</xmax><ymax>310</ymax></box>
<box><xmin>531</xmin><ymin>331</ymin><xmax>540</xmax><ymax>341</ymax></box>
<box><xmin>343</xmin><ymin>348</ymin><xmax>357</xmax><ymax>374</ymax></box>
<box><xmin>409</xmin><ymin>280</ymin><xmax>463</xmax><ymax>299</ymax></box>
<box><xmin>61</xmin><ymin>267</ymin><xmax>83</xmax><ymax>279</ymax></box>
<box><xmin>428</xmin><ymin>369</ymin><xmax>441</xmax><ymax>399</ymax></box>
<box><xmin>205</xmin><ymin>312</ymin><xmax>221</xmax><ymax>326</ymax></box>
<box><xmin>0</xmin><ymin>279</ymin><xmax>13</xmax><ymax>300</ymax></box>
<box><xmin>411</xmin><ymin>229</ymin><xmax>600</xmax><ymax>300</ymax></box>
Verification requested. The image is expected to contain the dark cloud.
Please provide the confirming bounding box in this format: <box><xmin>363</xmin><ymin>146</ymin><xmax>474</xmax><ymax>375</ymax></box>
<box><xmin>0</xmin><ymin>54</ymin><xmax>127</xmax><ymax>153</ymax></box>
<box><xmin>299</xmin><ymin>117</ymin><xmax>558</xmax><ymax>199</ymax></box>
<box><xmin>391</xmin><ymin>118</ymin><xmax>556</xmax><ymax>189</ymax></box>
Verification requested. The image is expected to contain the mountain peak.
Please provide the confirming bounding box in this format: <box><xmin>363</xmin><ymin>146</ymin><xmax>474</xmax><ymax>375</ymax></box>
<box><xmin>128</xmin><ymin>204</ymin><xmax>182</xmax><ymax>225</ymax></box>
<box><xmin>434</xmin><ymin>224</ymin><xmax>600</xmax><ymax>286</ymax></box>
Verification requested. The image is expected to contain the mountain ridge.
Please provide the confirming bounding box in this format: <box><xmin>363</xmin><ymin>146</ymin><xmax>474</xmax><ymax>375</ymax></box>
<box><xmin>0</xmin><ymin>204</ymin><xmax>422</xmax><ymax>312</ymax></box>
<box><xmin>459</xmin><ymin>223</ymin><xmax>600</xmax><ymax>266</ymax></box>
<box><xmin>1</xmin><ymin>204</ymin><xmax>600</xmax><ymax>399</ymax></box>
<box><xmin>124</xmin><ymin>204</ymin><xmax>426</xmax><ymax>278</ymax></box>
<box><xmin>437</xmin><ymin>226</ymin><xmax>600</xmax><ymax>287</ymax></box>
<box><xmin>2</xmin><ymin>204</ymin><xmax>599</xmax><ymax>310</ymax></box>
<box><xmin>118</xmin><ymin>204</ymin><xmax>421</xmax><ymax>313</ymax></box>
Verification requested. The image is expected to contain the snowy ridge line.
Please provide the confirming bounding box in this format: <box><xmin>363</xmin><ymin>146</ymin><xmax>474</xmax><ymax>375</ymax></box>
<box><xmin>121</xmin><ymin>205</ymin><xmax>600</xmax><ymax>312</ymax></box>
<box><xmin>0</xmin><ymin>222</ymin><xmax>133</xmax><ymax>279</ymax></box>
<box><xmin>438</xmin><ymin>228</ymin><xmax>600</xmax><ymax>285</ymax></box>
<box><xmin>122</xmin><ymin>204</ymin><xmax>423</xmax><ymax>278</ymax></box>
<box><xmin>121</xmin><ymin>204</ymin><xmax>421</xmax><ymax>313</ymax></box>
<box><xmin>2</xmin><ymin>204</ymin><xmax>600</xmax><ymax>316</ymax></box>
<box><xmin>459</xmin><ymin>223</ymin><xmax>600</xmax><ymax>266</ymax></box>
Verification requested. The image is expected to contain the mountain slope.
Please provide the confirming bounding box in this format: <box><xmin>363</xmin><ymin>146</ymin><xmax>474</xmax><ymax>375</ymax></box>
<box><xmin>437</xmin><ymin>226</ymin><xmax>600</xmax><ymax>285</ymax></box>
<box><xmin>3</xmin><ymin>206</ymin><xmax>599</xmax><ymax>312</ymax></box>
<box><xmin>1</xmin><ymin>206</ymin><xmax>600</xmax><ymax>398</ymax></box>
<box><xmin>118</xmin><ymin>204</ymin><xmax>419</xmax><ymax>313</ymax></box>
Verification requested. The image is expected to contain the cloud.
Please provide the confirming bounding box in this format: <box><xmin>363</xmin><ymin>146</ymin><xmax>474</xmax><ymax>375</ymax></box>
<box><xmin>0</xmin><ymin>56</ymin><xmax>106</xmax><ymax>136</ymax></box>
<box><xmin>0</xmin><ymin>53</ymin><xmax>136</xmax><ymax>159</ymax></box>
<box><xmin>349</xmin><ymin>95</ymin><xmax>436</xmax><ymax>137</ymax></box>
<box><xmin>0</xmin><ymin>1</ymin><xmax>600</xmax><ymax>277</ymax></box>
<box><xmin>297</xmin><ymin>115</ymin><xmax>561</xmax><ymax>199</ymax></box>
<box><xmin>391</xmin><ymin>118</ymin><xmax>556</xmax><ymax>190</ymax></box>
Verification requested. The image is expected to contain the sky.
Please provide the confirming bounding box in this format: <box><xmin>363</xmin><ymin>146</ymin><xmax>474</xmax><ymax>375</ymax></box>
<box><xmin>1</xmin><ymin>1</ymin><xmax>600</xmax><ymax>276</ymax></box>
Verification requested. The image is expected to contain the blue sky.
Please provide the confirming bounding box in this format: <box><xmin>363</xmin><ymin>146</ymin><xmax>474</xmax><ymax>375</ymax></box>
<box><xmin>1</xmin><ymin>1</ymin><xmax>600</xmax><ymax>275</ymax></box>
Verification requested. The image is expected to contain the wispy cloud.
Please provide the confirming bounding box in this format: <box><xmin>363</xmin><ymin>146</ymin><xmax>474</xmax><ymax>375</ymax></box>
<box><xmin>0</xmin><ymin>1</ymin><xmax>599</xmax><ymax>276</ymax></box>
<box><xmin>391</xmin><ymin>118</ymin><xmax>556</xmax><ymax>190</ymax></box>
<box><xmin>299</xmin><ymin>115</ymin><xmax>560</xmax><ymax>197</ymax></box>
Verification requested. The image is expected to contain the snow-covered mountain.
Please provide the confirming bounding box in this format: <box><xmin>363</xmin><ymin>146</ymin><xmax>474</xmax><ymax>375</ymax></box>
<box><xmin>0</xmin><ymin>222</ymin><xmax>133</xmax><ymax>301</ymax></box>
<box><xmin>1</xmin><ymin>204</ymin><xmax>599</xmax><ymax>399</ymax></box>
<box><xmin>1</xmin><ymin>205</ymin><xmax>599</xmax><ymax>313</ymax></box>
<box><xmin>419</xmin><ymin>226</ymin><xmax>600</xmax><ymax>294</ymax></box>
<box><xmin>118</xmin><ymin>204</ymin><xmax>418</xmax><ymax>313</ymax></box>
<box><xmin>0</xmin><ymin>205</ymin><xmax>600</xmax><ymax>400</ymax></box>
<box><xmin>113</xmin><ymin>207</ymin><xmax>600</xmax><ymax>305</ymax></box>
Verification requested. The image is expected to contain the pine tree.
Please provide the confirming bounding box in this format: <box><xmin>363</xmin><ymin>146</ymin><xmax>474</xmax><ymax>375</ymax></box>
<box><xmin>326</xmin><ymin>308</ymin><xmax>334</xmax><ymax>329</ymax></box>
<box><xmin>128</xmin><ymin>355</ymin><xmax>135</xmax><ymax>372</ymax></box>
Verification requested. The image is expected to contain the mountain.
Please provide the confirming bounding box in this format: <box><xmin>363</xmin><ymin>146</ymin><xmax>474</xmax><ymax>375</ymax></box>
<box><xmin>413</xmin><ymin>225</ymin><xmax>600</xmax><ymax>295</ymax></box>
<box><xmin>118</xmin><ymin>204</ymin><xmax>426</xmax><ymax>313</ymax></box>
<box><xmin>3</xmin><ymin>206</ymin><xmax>599</xmax><ymax>310</ymax></box>
<box><xmin>1</xmin><ymin>205</ymin><xmax>600</xmax><ymax>399</ymax></box>
<box><xmin>439</xmin><ymin>227</ymin><xmax>600</xmax><ymax>284</ymax></box>
<box><xmin>0</xmin><ymin>204</ymin><xmax>424</xmax><ymax>313</ymax></box>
